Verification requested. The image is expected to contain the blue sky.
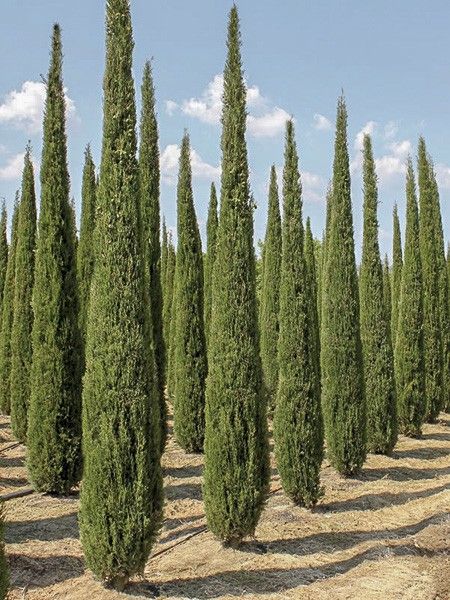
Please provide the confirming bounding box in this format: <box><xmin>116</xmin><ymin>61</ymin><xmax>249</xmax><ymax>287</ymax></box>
<box><xmin>0</xmin><ymin>0</ymin><xmax>449</xmax><ymax>258</ymax></box>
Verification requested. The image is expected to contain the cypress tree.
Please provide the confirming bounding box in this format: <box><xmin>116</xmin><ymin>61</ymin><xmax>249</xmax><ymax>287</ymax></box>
<box><xmin>417</xmin><ymin>137</ymin><xmax>443</xmax><ymax>422</ymax></box>
<box><xmin>391</xmin><ymin>204</ymin><xmax>402</xmax><ymax>347</ymax></box>
<box><xmin>305</xmin><ymin>217</ymin><xmax>321</xmax><ymax>364</ymax></box>
<box><xmin>163</xmin><ymin>232</ymin><xmax>176</xmax><ymax>377</ymax></box>
<box><xmin>383</xmin><ymin>255</ymin><xmax>392</xmax><ymax>338</ymax></box>
<box><xmin>321</xmin><ymin>96</ymin><xmax>366</xmax><ymax>475</ymax></box>
<box><xmin>0</xmin><ymin>196</ymin><xmax>19</xmax><ymax>416</ymax></box>
<box><xmin>319</xmin><ymin>184</ymin><xmax>333</xmax><ymax>329</ymax></box>
<box><xmin>204</xmin><ymin>182</ymin><xmax>218</xmax><ymax>345</ymax></box>
<box><xmin>80</xmin><ymin>0</ymin><xmax>162</xmax><ymax>589</ymax></box>
<box><xmin>395</xmin><ymin>158</ymin><xmax>425</xmax><ymax>436</ymax></box>
<box><xmin>10</xmin><ymin>147</ymin><xmax>37</xmax><ymax>442</ymax></box>
<box><xmin>0</xmin><ymin>206</ymin><xmax>7</xmax><ymax>306</ymax></box>
<box><xmin>77</xmin><ymin>145</ymin><xmax>97</xmax><ymax>344</ymax></box>
<box><xmin>0</xmin><ymin>503</ymin><xmax>8</xmax><ymax>600</ymax></box>
<box><xmin>274</xmin><ymin>121</ymin><xmax>323</xmax><ymax>506</ymax></box>
<box><xmin>260</xmin><ymin>165</ymin><xmax>281</xmax><ymax>408</ymax></box>
<box><xmin>203</xmin><ymin>5</ymin><xmax>269</xmax><ymax>546</ymax></box>
<box><xmin>139</xmin><ymin>60</ymin><xmax>166</xmax><ymax>450</ymax></box>
<box><xmin>27</xmin><ymin>25</ymin><xmax>82</xmax><ymax>493</ymax></box>
<box><xmin>171</xmin><ymin>133</ymin><xmax>207</xmax><ymax>452</ymax></box>
<box><xmin>161</xmin><ymin>218</ymin><xmax>168</xmax><ymax>302</ymax></box>
<box><xmin>359</xmin><ymin>134</ymin><xmax>397</xmax><ymax>455</ymax></box>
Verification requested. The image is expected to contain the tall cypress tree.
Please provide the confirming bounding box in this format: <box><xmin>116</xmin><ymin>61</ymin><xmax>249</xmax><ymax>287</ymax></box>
<box><xmin>0</xmin><ymin>502</ymin><xmax>8</xmax><ymax>600</ymax></box>
<box><xmin>77</xmin><ymin>145</ymin><xmax>97</xmax><ymax>345</ymax></box>
<box><xmin>204</xmin><ymin>5</ymin><xmax>269</xmax><ymax>546</ymax></box>
<box><xmin>395</xmin><ymin>158</ymin><xmax>425</xmax><ymax>436</ymax></box>
<box><xmin>417</xmin><ymin>137</ymin><xmax>443</xmax><ymax>422</ymax></box>
<box><xmin>391</xmin><ymin>204</ymin><xmax>402</xmax><ymax>348</ymax></box>
<box><xmin>305</xmin><ymin>217</ymin><xmax>321</xmax><ymax>364</ymax></box>
<box><xmin>139</xmin><ymin>60</ymin><xmax>166</xmax><ymax>450</ymax></box>
<box><xmin>321</xmin><ymin>96</ymin><xmax>366</xmax><ymax>475</ymax></box>
<box><xmin>359</xmin><ymin>134</ymin><xmax>397</xmax><ymax>455</ymax></box>
<box><xmin>274</xmin><ymin>121</ymin><xmax>323</xmax><ymax>506</ymax></box>
<box><xmin>0</xmin><ymin>206</ymin><xmax>8</xmax><ymax>307</ymax></box>
<box><xmin>10</xmin><ymin>147</ymin><xmax>37</xmax><ymax>443</ymax></box>
<box><xmin>204</xmin><ymin>182</ymin><xmax>218</xmax><ymax>345</ymax></box>
<box><xmin>171</xmin><ymin>133</ymin><xmax>207</xmax><ymax>452</ymax></box>
<box><xmin>383</xmin><ymin>255</ymin><xmax>392</xmax><ymax>339</ymax></box>
<box><xmin>0</xmin><ymin>197</ymin><xmax>19</xmax><ymax>416</ymax></box>
<box><xmin>163</xmin><ymin>231</ymin><xmax>176</xmax><ymax>378</ymax></box>
<box><xmin>319</xmin><ymin>184</ymin><xmax>333</xmax><ymax>329</ymax></box>
<box><xmin>260</xmin><ymin>165</ymin><xmax>281</xmax><ymax>408</ymax></box>
<box><xmin>80</xmin><ymin>0</ymin><xmax>162</xmax><ymax>589</ymax></box>
<box><xmin>161</xmin><ymin>218</ymin><xmax>168</xmax><ymax>303</ymax></box>
<box><xmin>27</xmin><ymin>25</ymin><xmax>82</xmax><ymax>493</ymax></box>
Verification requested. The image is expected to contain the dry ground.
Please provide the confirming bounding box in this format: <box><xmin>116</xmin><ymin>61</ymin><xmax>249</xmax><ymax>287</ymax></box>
<box><xmin>1</xmin><ymin>412</ymin><xmax>449</xmax><ymax>600</ymax></box>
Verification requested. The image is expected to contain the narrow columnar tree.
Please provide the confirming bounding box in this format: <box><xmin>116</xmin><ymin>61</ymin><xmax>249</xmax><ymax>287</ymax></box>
<box><xmin>0</xmin><ymin>206</ymin><xmax>7</xmax><ymax>306</ymax></box>
<box><xmin>0</xmin><ymin>503</ymin><xmax>8</xmax><ymax>600</ymax></box>
<box><xmin>10</xmin><ymin>147</ymin><xmax>37</xmax><ymax>442</ymax></box>
<box><xmin>204</xmin><ymin>5</ymin><xmax>269</xmax><ymax>546</ymax></box>
<box><xmin>171</xmin><ymin>133</ymin><xmax>207</xmax><ymax>452</ymax></box>
<box><xmin>274</xmin><ymin>121</ymin><xmax>323</xmax><ymax>506</ymax></box>
<box><xmin>319</xmin><ymin>184</ymin><xmax>333</xmax><ymax>329</ymax></box>
<box><xmin>383</xmin><ymin>255</ymin><xmax>392</xmax><ymax>339</ymax></box>
<box><xmin>418</xmin><ymin>138</ymin><xmax>443</xmax><ymax>422</ymax></box>
<box><xmin>305</xmin><ymin>217</ymin><xmax>321</xmax><ymax>364</ymax></box>
<box><xmin>391</xmin><ymin>204</ymin><xmax>402</xmax><ymax>348</ymax></box>
<box><xmin>0</xmin><ymin>197</ymin><xmax>19</xmax><ymax>415</ymax></box>
<box><xmin>77</xmin><ymin>145</ymin><xmax>97</xmax><ymax>344</ymax></box>
<box><xmin>321</xmin><ymin>96</ymin><xmax>366</xmax><ymax>475</ymax></box>
<box><xmin>80</xmin><ymin>0</ymin><xmax>162</xmax><ymax>589</ymax></box>
<box><xmin>359</xmin><ymin>134</ymin><xmax>397</xmax><ymax>455</ymax></box>
<box><xmin>161</xmin><ymin>218</ymin><xmax>168</xmax><ymax>301</ymax></box>
<box><xmin>260</xmin><ymin>165</ymin><xmax>281</xmax><ymax>408</ymax></box>
<box><xmin>27</xmin><ymin>25</ymin><xmax>82</xmax><ymax>493</ymax></box>
<box><xmin>139</xmin><ymin>60</ymin><xmax>166</xmax><ymax>450</ymax></box>
<box><xmin>204</xmin><ymin>182</ymin><xmax>218</xmax><ymax>345</ymax></box>
<box><xmin>163</xmin><ymin>232</ymin><xmax>176</xmax><ymax>376</ymax></box>
<box><xmin>395</xmin><ymin>158</ymin><xmax>425</xmax><ymax>436</ymax></box>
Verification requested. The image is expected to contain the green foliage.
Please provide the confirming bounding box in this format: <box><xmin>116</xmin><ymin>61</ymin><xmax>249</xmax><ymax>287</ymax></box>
<box><xmin>77</xmin><ymin>145</ymin><xmax>97</xmax><ymax>345</ymax></box>
<box><xmin>10</xmin><ymin>147</ymin><xmax>37</xmax><ymax>442</ymax></box>
<box><xmin>0</xmin><ymin>197</ymin><xmax>19</xmax><ymax>415</ymax></box>
<box><xmin>0</xmin><ymin>503</ymin><xmax>8</xmax><ymax>600</ymax></box>
<box><xmin>274</xmin><ymin>122</ymin><xmax>323</xmax><ymax>506</ymax></box>
<box><xmin>395</xmin><ymin>158</ymin><xmax>425</xmax><ymax>436</ymax></box>
<box><xmin>80</xmin><ymin>1</ymin><xmax>162</xmax><ymax>589</ymax></box>
<box><xmin>0</xmin><ymin>206</ymin><xmax>8</xmax><ymax>308</ymax></box>
<box><xmin>204</xmin><ymin>182</ymin><xmax>218</xmax><ymax>345</ymax></box>
<box><xmin>260</xmin><ymin>165</ymin><xmax>281</xmax><ymax>408</ymax></box>
<box><xmin>163</xmin><ymin>232</ymin><xmax>176</xmax><ymax>381</ymax></box>
<box><xmin>359</xmin><ymin>135</ymin><xmax>397</xmax><ymax>455</ymax></box>
<box><xmin>172</xmin><ymin>133</ymin><xmax>207</xmax><ymax>452</ymax></box>
<box><xmin>27</xmin><ymin>25</ymin><xmax>82</xmax><ymax>493</ymax></box>
<box><xmin>139</xmin><ymin>61</ymin><xmax>166</xmax><ymax>451</ymax></box>
<box><xmin>418</xmin><ymin>138</ymin><xmax>443</xmax><ymax>422</ymax></box>
<box><xmin>203</xmin><ymin>5</ymin><xmax>269</xmax><ymax>546</ymax></box>
<box><xmin>391</xmin><ymin>204</ymin><xmax>402</xmax><ymax>349</ymax></box>
<box><xmin>305</xmin><ymin>217</ymin><xmax>321</xmax><ymax>372</ymax></box>
<box><xmin>321</xmin><ymin>96</ymin><xmax>366</xmax><ymax>475</ymax></box>
<box><xmin>383</xmin><ymin>255</ymin><xmax>392</xmax><ymax>340</ymax></box>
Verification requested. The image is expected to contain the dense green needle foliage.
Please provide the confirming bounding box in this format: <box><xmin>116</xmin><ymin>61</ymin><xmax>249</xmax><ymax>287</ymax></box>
<box><xmin>77</xmin><ymin>145</ymin><xmax>97</xmax><ymax>345</ymax></box>
<box><xmin>260</xmin><ymin>165</ymin><xmax>281</xmax><ymax>408</ymax></box>
<box><xmin>0</xmin><ymin>197</ymin><xmax>19</xmax><ymax>415</ymax></box>
<box><xmin>395</xmin><ymin>158</ymin><xmax>425</xmax><ymax>436</ymax></box>
<box><xmin>80</xmin><ymin>0</ymin><xmax>162</xmax><ymax>589</ymax></box>
<box><xmin>391</xmin><ymin>204</ymin><xmax>402</xmax><ymax>349</ymax></box>
<box><xmin>139</xmin><ymin>60</ymin><xmax>166</xmax><ymax>450</ymax></box>
<box><xmin>321</xmin><ymin>97</ymin><xmax>366</xmax><ymax>476</ymax></box>
<box><xmin>27</xmin><ymin>25</ymin><xmax>82</xmax><ymax>494</ymax></box>
<box><xmin>204</xmin><ymin>182</ymin><xmax>218</xmax><ymax>345</ymax></box>
<box><xmin>305</xmin><ymin>217</ymin><xmax>321</xmax><ymax>369</ymax></box>
<box><xmin>172</xmin><ymin>133</ymin><xmax>207</xmax><ymax>453</ymax></box>
<box><xmin>10</xmin><ymin>148</ymin><xmax>37</xmax><ymax>442</ymax></box>
<box><xmin>273</xmin><ymin>121</ymin><xmax>323</xmax><ymax>506</ymax></box>
<box><xmin>0</xmin><ymin>503</ymin><xmax>8</xmax><ymax>600</ymax></box>
<box><xmin>383</xmin><ymin>255</ymin><xmax>392</xmax><ymax>339</ymax></box>
<box><xmin>0</xmin><ymin>206</ymin><xmax>7</xmax><ymax>308</ymax></box>
<box><xmin>359</xmin><ymin>135</ymin><xmax>397</xmax><ymax>455</ymax></box>
<box><xmin>418</xmin><ymin>138</ymin><xmax>443</xmax><ymax>422</ymax></box>
<box><xmin>161</xmin><ymin>218</ymin><xmax>168</xmax><ymax>292</ymax></box>
<box><xmin>163</xmin><ymin>231</ymin><xmax>176</xmax><ymax>379</ymax></box>
<box><xmin>203</xmin><ymin>5</ymin><xmax>269</xmax><ymax>546</ymax></box>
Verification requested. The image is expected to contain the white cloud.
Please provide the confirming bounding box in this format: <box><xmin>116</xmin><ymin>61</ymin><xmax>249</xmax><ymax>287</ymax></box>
<box><xmin>0</xmin><ymin>81</ymin><xmax>76</xmax><ymax>133</ymax></box>
<box><xmin>165</xmin><ymin>100</ymin><xmax>178</xmax><ymax>116</ymax></box>
<box><xmin>435</xmin><ymin>163</ymin><xmax>450</xmax><ymax>190</ymax></box>
<box><xmin>313</xmin><ymin>113</ymin><xmax>332</xmax><ymax>131</ymax></box>
<box><xmin>0</xmin><ymin>152</ymin><xmax>25</xmax><ymax>181</ymax></box>
<box><xmin>247</xmin><ymin>107</ymin><xmax>290</xmax><ymax>138</ymax></box>
<box><xmin>384</xmin><ymin>120</ymin><xmax>399</xmax><ymax>140</ymax></box>
<box><xmin>374</xmin><ymin>139</ymin><xmax>411</xmax><ymax>183</ymax></box>
<box><xmin>160</xmin><ymin>143</ymin><xmax>220</xmax><ymax>185</ymax></box>
<box><xmin>302</xmin><ymin>171</ymin><xmax>326</xmax><ymax>204</ymax></box>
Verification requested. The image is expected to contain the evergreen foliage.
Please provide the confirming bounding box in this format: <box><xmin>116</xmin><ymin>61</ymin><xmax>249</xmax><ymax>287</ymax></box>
<box><xmin>320</xmin><ymin>96</ymin><xmax>366</xmax><ymax>475</ymax></box>
<box><xmin>161</xmin><ymin>218</ymin><xmax>168</xmax><ymax>301</ymax></box>
<box><xmin>163</xmin><ymin>232</ymin><xmax>176</xmax><ymax>379</ymax></box>
<box><xmin>391</xmin><ymin>204</ymin><xmax>402</xmax><ymax>348</ymax></box>
<box><xmin>0</xmin><ymin>206</ymin><xmax>8</xmax><ymax>307</ymax></box>
<box><xmin>204</xmin><ymin>182</ymin><xmax>218</xmax><ymax>345</ymax></box>
<box><xmin>172</xmin><ymin>133</ymin><xmax>207</xmax><ymax>453</ymax></box>
<box><xmin>10</xmin><ymin>147</ymin><xmax>37</xmax><ymax>442</ymax></box>
<box><xmin>395</xmin><ymin>158</ymin><xmax>425</xmax><ymax>436</ymax></box>
<box><xmin>259</xmin><ymin>165</ymin><xmax>281</xmax><ymax>408</ymax></box>
<box><xmin>274</xmin><ymin>121</ymin><xmax>323</xmax><ymax>506</ymax></box>
<box><xmin>203</xmin><ymin>5</ymin><xmax>269</xmax><ymax>546</ymax></box>
<box><xmin>305</xmin><ymin>217</ymin><xmax>321</xmax><ymax>368</ymax></box>
<box><xmin>383</xmin><ymin>255</ymin><xmax>392</xmax><ymax>339</ymax></box>
<box><xmin>359</xmin><ymin>134</ymin><xmax>397</xmax><ymax>455</ymax></box>
<box><xmin>80</xmin><ymin>0</ymin><xmax>162</xmax><ymax>589</ymax></box>
<box><xmin>27</xmin><ymin>25</ymin><xmax>82</xmax><ymax>493</ymax></box>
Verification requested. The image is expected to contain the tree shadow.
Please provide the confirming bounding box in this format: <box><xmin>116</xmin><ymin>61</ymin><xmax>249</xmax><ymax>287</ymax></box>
<box><xmin>317</xmin><ymin>483</ymin><xmax>449</xmax><ymax>513</ymax></box>
<box><xmin>392</xmin><ymin>446</ymin><xmax>449</xmax><ymax>460</ymax></box>
<box><xmin>358</xmin><ymin>465</ymin><xmax>450</xmax><ymax>481</ymax></box>
<box><xmin>421</xmin><ymin>431</ymin><xmax>450</xmax><ymax>442</ymax></box>
<box><xmin>164</xmin><ymin>465</ymin><xmax>203</xmax><ymax>479</ymax></box>
<box><xmin>163</xmin><ymin>514</ymin><xmax>204</xmax><ymax>532</ymax></box>
<box><xmin>160</xmin><ymin>523</ymin><xmax>206</xmax><ymax>545</ymax></box>
<box><xmin>5</xmin><ymin>512</ymin><xmax>79</xmax><ymax>544</ymax></box>
<box><xmin>0</xmin><ymin>476</ymin><xmax>29</xmax><ymax>488</ymax></box>
<box><xmin>9</xmin><ymin>553</ymin><xmax>84</xmax><ymax>589</ymax></box>
<box><xmin>0</xmin><ymin>455</ymin><xmax>24</xmax><ymax>468</ymax></box>
<box><xmin>165</xmin><ymin>482</ymin><xmax>202</xmax><ymax>501</ymax></box>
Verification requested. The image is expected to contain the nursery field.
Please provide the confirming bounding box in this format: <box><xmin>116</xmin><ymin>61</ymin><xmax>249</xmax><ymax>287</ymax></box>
<box><xmin>1</xmin><ymin>411</ymin><xmax>449</xmax><ymax>600</ymax></box>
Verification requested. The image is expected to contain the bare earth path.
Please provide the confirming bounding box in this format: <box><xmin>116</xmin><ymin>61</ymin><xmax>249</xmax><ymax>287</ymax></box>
<box><xmin>1</xmin><ymin>412</ymin><xmax>449</xmax><ymax>600</ymax></box>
